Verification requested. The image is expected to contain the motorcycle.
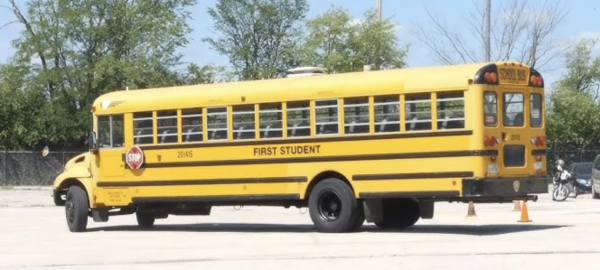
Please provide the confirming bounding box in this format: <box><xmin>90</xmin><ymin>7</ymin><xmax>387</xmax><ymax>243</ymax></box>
<box><xmin>552</xmin><ymin>171</ymin><xmax>572</xmax><ymax>201</ymax></box>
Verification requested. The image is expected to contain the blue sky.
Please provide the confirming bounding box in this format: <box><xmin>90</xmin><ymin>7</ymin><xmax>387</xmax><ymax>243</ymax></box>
<box><xmin>1</xmin><ymin>0</ymin><xmax>599</xmax><ymax>86</ymax></box>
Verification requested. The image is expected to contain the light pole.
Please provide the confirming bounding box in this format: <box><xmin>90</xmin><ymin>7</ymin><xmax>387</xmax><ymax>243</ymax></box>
<box><xmin>484</xmin><ymin>0</ymin><xmax>491</xmax><ymax>62</ymax></box>
<box><xmin>376</xmin><ymin>0</ymin><xmax>382</xmax><ymax>22</ymax></box>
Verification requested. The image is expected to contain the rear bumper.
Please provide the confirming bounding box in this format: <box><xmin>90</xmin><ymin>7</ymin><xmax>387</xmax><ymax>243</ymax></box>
<box><xmin>462</xmin><ymin>176</ymin><xmax>548</xmax><ymax>197</ymax></box>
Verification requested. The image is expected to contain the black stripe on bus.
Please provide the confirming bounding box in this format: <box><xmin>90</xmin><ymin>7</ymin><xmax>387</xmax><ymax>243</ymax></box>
<box><xmin>143</xmin><ymin>150</ymin><xmax>498</xmax><ymax>168</ymax></box>
<box><xmin>138</xmin><ymin>130</ymin><xmax>473</xmax><ymax>150</ymax></box>
<box><xmin>359</xmin><ymin>191</ymin><xmax>460</xmax><ymax>199</ymax></box>
<box><xmin>132</xmin><ymin>194</ymin><xmax>301</xmax><ymax>203</ymax></box>
<box><xmin>531</xmin><ymin>149</ymin><xmax>547</xmax><ymax>155</ymax></box>
<box><xmin>97</xmin><ymin>176</ymin><xmax>307</xmax><ymax>187</ymax></box>
<box><xmin>352</xmin><ymin>171</ymin><xmax>474</xmax><ymax>181</ymax></box>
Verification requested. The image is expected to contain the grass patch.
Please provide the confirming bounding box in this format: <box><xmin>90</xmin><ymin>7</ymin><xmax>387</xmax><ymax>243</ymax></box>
<box><xmin>1</xmin><ymin>186</ymin><xmax>14</xmax><ymax>190</ymax></box>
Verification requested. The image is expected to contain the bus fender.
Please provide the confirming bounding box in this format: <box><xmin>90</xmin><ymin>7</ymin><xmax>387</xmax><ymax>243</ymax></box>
<box><xmin>53</xmin><ymin>169</ymin><xmax>94</xmax><ymax>207</ymax></box>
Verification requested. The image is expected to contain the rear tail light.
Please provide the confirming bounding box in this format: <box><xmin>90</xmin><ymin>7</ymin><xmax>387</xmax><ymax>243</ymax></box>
<box><xmin>484</xmin><ymin>72</ymin><xmax>498</xmax><ymax>83</ymax></box>
<box><xmin>530</xmin><ymin>136</ymin><xmax>545</xmax><ymax>146</ymax></box>
<box><xmin>530</xmin><ymin>75</ymin><xmax>543</xmax><ymax>86</ymax></box>
<box><xmin>484</xmin><ymin>136</ymin><xmax>499</xmax><ymax>146</ymax></box>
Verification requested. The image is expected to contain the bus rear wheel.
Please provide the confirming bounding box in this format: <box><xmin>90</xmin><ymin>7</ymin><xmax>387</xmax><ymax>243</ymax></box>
<box><xmin>65</xmin><ymin>185</ymin><xmax>89</xmax><ymax>232</ymax></box>
<box><xmin>375</xmin><ymin>198</ymin><xmax>420</xmax><ymax>230</ymax></box>
<box><xmin>308</xmin><ymin>178</ymin><xmax>364</xmax><ymax>233</ymax></box>
<box><xmin>136</xmin><ymin>212</ymin><xmax>156</xmax><ymax>229</ymax></box>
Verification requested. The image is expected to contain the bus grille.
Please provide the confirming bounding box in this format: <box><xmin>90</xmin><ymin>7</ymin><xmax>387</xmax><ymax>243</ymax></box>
<box><xmin>504</xmin><ymin>145</ymin><xmax>525</xmax><ymax>167</ymax></box>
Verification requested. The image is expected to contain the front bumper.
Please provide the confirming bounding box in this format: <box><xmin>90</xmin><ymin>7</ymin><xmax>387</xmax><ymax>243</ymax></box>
<box><xmin>462</xmin><ymin>176</ymin><xmax>548</xmax><ymax>197</ymax></box>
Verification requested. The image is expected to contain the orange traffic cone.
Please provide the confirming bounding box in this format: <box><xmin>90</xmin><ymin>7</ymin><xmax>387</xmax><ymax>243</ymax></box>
<box><xmin>518</xmin><ymin>201</ymin><xmax>531</xmax><ymax>223</ymax></box>
<box><xmin>513</xmin><ymin>200</ymin><xmax>521</xmax><ymax>211</ymax></box>
<box><xmin>467</xmin><ymin>201</ymin><xmax>476</xmax><ymax>217</ymax></box>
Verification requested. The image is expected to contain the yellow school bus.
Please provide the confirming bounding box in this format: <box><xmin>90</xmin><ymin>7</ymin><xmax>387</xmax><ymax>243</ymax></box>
<box><xmin>53</xmin><ymin>62</ymin><xmax>548</xmax><ymax>233</ymax></box>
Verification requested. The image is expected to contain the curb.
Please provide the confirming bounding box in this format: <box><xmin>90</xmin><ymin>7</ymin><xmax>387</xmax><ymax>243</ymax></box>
<box><xmin>9</xmin><ymin>186</ymin><xmax>53</xmax><ymax>191</ymax></box>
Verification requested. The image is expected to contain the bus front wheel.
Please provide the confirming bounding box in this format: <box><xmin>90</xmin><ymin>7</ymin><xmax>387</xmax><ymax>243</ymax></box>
<box><xmin>375</xmin><ymin>198</ymin><xmax>420</xmax><ymax>230</ymax></box>
<box><xmin>65</xmin><ymin>185</ymin><xmax>89</xmax><ymax>232</ymax></box>
<box><xmin>308</xmin><ymin>178</ymin><xmax>364</xmax><ymax>233</ymax></box>
<box><xmin>136</xmin><ymin>211</ymin><xmax>156</xmax><ymax>229</ymax></box>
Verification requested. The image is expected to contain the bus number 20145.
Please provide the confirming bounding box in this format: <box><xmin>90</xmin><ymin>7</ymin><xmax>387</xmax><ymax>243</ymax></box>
<box><xmin>178</xmin><ymin>151</ymin><xmax>193</xmax><ymax>158</ymax></box>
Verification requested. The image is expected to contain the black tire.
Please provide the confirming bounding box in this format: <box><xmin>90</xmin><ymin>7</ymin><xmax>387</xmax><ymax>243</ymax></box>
<box><xmin>308</xmin><ymin>178</ymin><xmax>364</xmax><ymax>233</ymax></box>
<box><xmin>553</xmin><ymin>184</ymin><xmax>569</xmax><ymax>201</ymax></box>
<box><xmin>136</xmin><ymin>211</ymin><xmax>156</xmax><ymax>229</ymax></box>
<box><xmin>375</xmin><ymin>198</ymin><xmax>421</xmax><ymax>230</ymax></box>
<box><xmin>65</xmin><ymin>185</ymin><xmax>89</xmax><ymax>232</ymax></box>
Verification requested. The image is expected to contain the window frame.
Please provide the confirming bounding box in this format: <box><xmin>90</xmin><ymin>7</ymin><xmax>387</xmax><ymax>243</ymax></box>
<box><xmin>484</xmin><ymin>91</ymin><xmax>498</xmax><ymax>127</ymax></box>
<box><xmin>259</xmin><ymin>103</ymin><xmax>283</xmax><ymax>139</ymax></box>
<box><xmin>343</xmin><ymin>97</ymin><xmax>370</xmax><ymax>135</ymax></box>
<box><xmin>314</xmin><ymin>99</ymin><xmax>340</xmax><ymax>136</ymax></box>
<box><xmin>502</xmin><ymin>92</ymin><xmax>525</xmax><ymax>127</ymax></box>
<box><xmin>97</xmin><ymin>114</ymin><xmax>124</xmax><ymax>149</ymax></box>
<box><xmin>232</xmin><ymin>104</ymin><xmax>256</xmax><ymax>141</ymax></box>
<box><xmin>206</xmin><ymin>106</ymin><xmax>229</xmax><ymax>141</ymax></box>
<box><xmin>530</xmin><ymin>93</ymin><xmax>543</xmax><ymax>127</ymax></box>
<box><xmin>156</xmin><ymin>110</ymin><xmax>178</xmax><ymax>144</ymax></box>
<box><xmin>404</xmin><ymin>93</ymin><xmax>432</xmax><ymax>132</ymax></box>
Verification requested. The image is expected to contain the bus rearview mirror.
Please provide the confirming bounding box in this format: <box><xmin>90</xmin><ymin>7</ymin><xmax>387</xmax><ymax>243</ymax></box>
<box><xmin>88</xmin><ymin>131</ymin><xmax>98</xmax><ymax>153</ymax></box>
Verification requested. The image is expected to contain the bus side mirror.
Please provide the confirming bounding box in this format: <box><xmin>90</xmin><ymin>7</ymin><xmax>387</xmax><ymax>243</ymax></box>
<box><xmin>88</xmin><ymin>131</ymin><xmax>98</xmax><ymax>153</ymax></box>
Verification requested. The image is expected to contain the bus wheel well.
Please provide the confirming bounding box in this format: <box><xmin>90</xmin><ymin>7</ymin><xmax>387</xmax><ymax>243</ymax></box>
<box><xmin>305</xmin><ymin>171</ymin><xmax>353</xmax><ymax>200</ymax></box>
<box><xmin>54</xmin><ymin>179</ymin><xmax>89</xmax><ymax>206</ymax></box>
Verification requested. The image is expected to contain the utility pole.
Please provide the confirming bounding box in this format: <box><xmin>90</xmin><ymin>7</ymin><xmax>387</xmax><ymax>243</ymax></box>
<box><xmin>376</xmin><ymin>0</ymin><xmax>382</xmax><ymax>22</ymax></box>
<box><xmin>484</xmin><ymin>0</ymin><xmax>491</xmax><ymax>62</ymax></box>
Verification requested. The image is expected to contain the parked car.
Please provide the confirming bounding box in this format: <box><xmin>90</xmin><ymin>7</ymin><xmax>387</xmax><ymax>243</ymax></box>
<box><xmin>570</xmin><ymin>162</ymin><xmax>593</xmax><ymax>196</ymax></box>
<box><xmin>591</xmin><ymin>156</ymin><xmax>600</xmax><ymax>199</ymax></box>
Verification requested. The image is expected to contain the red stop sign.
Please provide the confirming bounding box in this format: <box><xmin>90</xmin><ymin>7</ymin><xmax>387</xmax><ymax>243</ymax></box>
<box><xmin>125</xmin><ymin>146</ymin><xmax>144</xmax><ymax>170</ymax></box>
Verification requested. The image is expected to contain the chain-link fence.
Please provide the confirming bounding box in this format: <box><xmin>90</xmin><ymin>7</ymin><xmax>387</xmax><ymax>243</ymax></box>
<box><xmin>0</xmin><ymin>151</ymin><xmax>82</xmax><ymax>186</ymax></box>
<box><xmin>547</xmin><ymin>150</ymin><xmax>600</xmax><ymax>172</ymax></box>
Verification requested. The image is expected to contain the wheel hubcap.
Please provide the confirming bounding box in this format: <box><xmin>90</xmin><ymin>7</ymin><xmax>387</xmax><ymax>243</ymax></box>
<box><xmin>66</xmin><ymin>200</ymin><xmax>75</xmax><ymax>223</ymax></box>
<box><xmin>318</xmin><ymin>191</ymin><xmax>342</xmax><ymax>221</ymax></box>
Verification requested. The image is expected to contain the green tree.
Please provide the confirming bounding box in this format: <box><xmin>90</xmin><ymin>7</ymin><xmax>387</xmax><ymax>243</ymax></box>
<box><xmin>204</xmin><ymin>0</ymin><xmax>309</xmax><ymax>80</ymax></box>
<box><xmin>300</xmin><ymin>8</ymin><xmax>407</xmax><ymax>73</ymax></box>
<box><xmin>558</xmin><ymin>38</ymin><xmax>600</xmax><ymax>99</ymax></box>
<box><xmin>4</xmin><ymin>0</ymin><xmax>198</xmax><ymax>150</ymax></box>
<box><xmin>546</xmin><ymin>38</ymin><xmax>600</xmax><ymax>156</ymax></box>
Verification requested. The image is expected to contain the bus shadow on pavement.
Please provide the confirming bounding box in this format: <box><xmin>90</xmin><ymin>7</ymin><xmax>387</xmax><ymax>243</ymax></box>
<box><xmin>364</xmin><ymin>224</ymin><xmax>569</xmax><ymax>236</ymax></box>
<box><xmin>85</xmin><ymin>223</ymin><xmax>568</xmax><ymax>235</ymax></box>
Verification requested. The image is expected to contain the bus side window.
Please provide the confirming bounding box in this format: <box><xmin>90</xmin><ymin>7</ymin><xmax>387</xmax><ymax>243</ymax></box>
<box><xmin>436</xmin><ymin>91</ymin><xmax>465</xmax><ymax>129</ymax></box>
<box><xmin>259</xmin><ymin>103</ymin><xmax>283</xmax><ymax>139</ymax></box>
<box><xmin>133</xmin><ymin>112</ymin><xmax>154</xmax><ymax>145</ymax></box>
<box><xmin>111</xmin><ymin>115</ymin><xmax>124</xmax><ymax>147</ymax></box>
<box><xmin>405</xmin><ymin>94</ymin><xmax>431</xmax><ymax>131</ymax></box>
<box><xmin>157</xmin><ymin>110</ymin><xmax>178</xmax><ymax>144</ymax></box>
<box><xmin>314</xmin><ymin>99</ymin><xmax>339</xmax><ymax>136</ymax></box>
<box><xmin>287</xmin><ymin>101</ymin><xmax>310</xmax><ymax>137</ymax></box>
<box><xmin>232</xmin><ymin>105</ymin><xmax>256</xmax><ymax>140</ymax></box>
<box><xmin>97</xmin><ymin>116</ymin><xmax>111</xmax><ymax>148</ymax></box>
<box><xmin>207</xmin><ymin>107</ymin><xmax>228</xmax><ymax>141</ymax></box>
<box><xmin>181</xmin><ymin>109</ymin><xmax>203</xmax><ymax>142</ymax></box>
<box><xmin>98</xmin><ymin>115</ymin><xmax>124</xmax><ymax>148</ymax></box>
<box><xmin>343</xmin><ymin>97</ymin><xmax>369</xmax><ymax>134</ymax></box>
<box><xmin>374</xmin><ymin>95</ymin><xmax>400</xmax><ymax>133</ymax></box>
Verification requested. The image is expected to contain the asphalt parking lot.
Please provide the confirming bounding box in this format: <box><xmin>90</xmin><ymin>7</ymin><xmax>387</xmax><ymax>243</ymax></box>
<box><xmin>1</xmin><ymin>188</ymin><xmax>599</xmax><ymax>270</ymax></box>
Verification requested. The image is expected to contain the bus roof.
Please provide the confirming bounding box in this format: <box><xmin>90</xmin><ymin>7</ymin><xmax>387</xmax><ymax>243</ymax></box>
<box><xmin>93</xmin><ymin>62</ymin><xmax>532</xmax><ymax>115</ymax></box>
